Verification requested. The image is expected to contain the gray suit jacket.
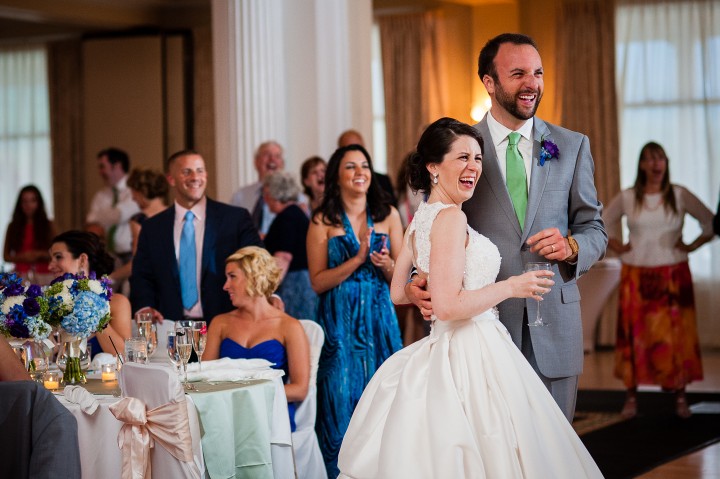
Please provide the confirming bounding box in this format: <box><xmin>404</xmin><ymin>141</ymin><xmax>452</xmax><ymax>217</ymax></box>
<box><xmin>465</xmin><ymin>116</ymin><xmax>607</xmax><ymax>378</ymax></box>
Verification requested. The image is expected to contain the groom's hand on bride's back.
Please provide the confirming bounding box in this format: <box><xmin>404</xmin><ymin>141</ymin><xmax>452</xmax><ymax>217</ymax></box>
<box><xmin>405</xmin><ymin>277</ymin><xmax>434</xmax><ymax>320</ymax></box>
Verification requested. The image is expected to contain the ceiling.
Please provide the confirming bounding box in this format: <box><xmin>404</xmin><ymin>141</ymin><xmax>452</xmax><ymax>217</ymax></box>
<box><xmin>0</xmin><ymin>0</ymin><xmax>210</xmax><ymax>40</ymax></box>
<box><xmin>0</xmin><ymin>0</ymin><xmax>513</xmax><ymax>41</ymax></box>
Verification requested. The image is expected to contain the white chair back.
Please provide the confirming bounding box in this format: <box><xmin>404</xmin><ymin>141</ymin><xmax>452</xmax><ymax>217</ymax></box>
<box><xmin>117</xmin><ymin>363</ymin><xmax>204</xmax><ymax>478</ymax></box>
<box><xmin>292</xmin><ymin>320</ymin><xmax>328</xmax><ymax>479</ymax></box>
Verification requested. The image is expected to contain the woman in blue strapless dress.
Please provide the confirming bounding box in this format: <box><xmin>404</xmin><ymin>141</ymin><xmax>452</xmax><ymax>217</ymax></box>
<box><xmin>203</xmin><ymin>246</ymin><xmax>310</xmax><ymax>432</ymax></box>
<box><xmin>306</xmin><ymin>144</ymin><xmax>404</xmax><ymax>477</ymax></box>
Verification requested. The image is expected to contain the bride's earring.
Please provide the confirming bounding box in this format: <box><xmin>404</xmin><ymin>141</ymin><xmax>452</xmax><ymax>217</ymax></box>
<box><xmin>433</xmin><ymin>173</ymin><xmax>438</xmax><ymax>184</ymax></box>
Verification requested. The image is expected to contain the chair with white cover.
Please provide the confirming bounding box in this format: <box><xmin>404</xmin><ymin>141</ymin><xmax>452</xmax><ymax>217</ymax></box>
<box><xmin>293</xmin><ymin>320</ymin><xmax>328</xmax><ymax>479</ymax></box>
<box><xmin>113</xmin><ymin>362</ymin><xmax>204</xmax><ymax>478</ymax></box>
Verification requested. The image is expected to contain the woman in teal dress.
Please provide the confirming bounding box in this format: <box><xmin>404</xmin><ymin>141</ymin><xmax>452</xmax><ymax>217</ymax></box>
<box><xmin>307</xmin><ymin>144</ymin><xmax>404</xmax><ymax>477</ymax></box>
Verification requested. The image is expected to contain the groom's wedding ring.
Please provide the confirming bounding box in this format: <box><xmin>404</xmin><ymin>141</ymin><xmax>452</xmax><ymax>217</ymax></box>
<box><xmin>550</xmin><ymin>244</ymin><xmax>555</xmax><ymax>253</ymax></box>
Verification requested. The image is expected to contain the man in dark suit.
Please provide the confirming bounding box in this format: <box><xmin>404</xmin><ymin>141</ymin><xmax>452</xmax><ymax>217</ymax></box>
<box><xmin>130</xmin><ymin>149</ymin><xmax>262</xmax><ymax>324</ymax></box>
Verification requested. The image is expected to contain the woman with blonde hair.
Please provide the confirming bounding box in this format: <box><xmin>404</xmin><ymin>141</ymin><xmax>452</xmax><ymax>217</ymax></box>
<box><xmin>203</xmin><ymin>246</ymin><xmax>310</xmax><ymax>431</ymax></box>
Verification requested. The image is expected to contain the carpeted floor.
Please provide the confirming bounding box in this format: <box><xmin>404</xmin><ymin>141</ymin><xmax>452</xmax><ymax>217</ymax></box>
<box><xmin>574</xmin><ymin>390</ymin><xmax>720</xmax><ymax>478</ymax></box>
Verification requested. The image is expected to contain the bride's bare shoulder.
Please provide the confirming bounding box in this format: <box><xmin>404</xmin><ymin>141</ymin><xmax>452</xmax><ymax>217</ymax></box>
<box><xmin>432</xmin><ymin>205</ymin><xmax>467</xmax><ymax>230</ymax></box>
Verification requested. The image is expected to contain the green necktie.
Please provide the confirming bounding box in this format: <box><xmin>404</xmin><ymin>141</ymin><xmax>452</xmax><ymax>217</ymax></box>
<box><xmin>506</xmin><ymin>132</ymin><xmax>527</xmax><ymax>229</ymax></box>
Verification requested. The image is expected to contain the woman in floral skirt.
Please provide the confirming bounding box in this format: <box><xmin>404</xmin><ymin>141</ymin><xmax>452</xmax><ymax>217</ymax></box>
<box><xmin>604</xmin><ymin>142</ymin><xmax>715</xmax><ymax>418</ymax></box>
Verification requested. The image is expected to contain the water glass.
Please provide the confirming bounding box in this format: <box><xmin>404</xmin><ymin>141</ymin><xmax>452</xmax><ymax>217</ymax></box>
<box><xmin>124</xmin><ymin>337</ymin><xmax>148</xmax><ymax>364</ymax></box>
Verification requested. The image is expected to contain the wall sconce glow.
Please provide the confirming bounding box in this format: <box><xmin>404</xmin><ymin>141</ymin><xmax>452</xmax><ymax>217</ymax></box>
<box><xmin>470</xmin><ymin>99</ymin><xmax>492</xmax><ymax>122</ymax></box>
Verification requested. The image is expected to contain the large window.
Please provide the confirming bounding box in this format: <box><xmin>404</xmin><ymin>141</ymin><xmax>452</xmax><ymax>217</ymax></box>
<box><xmin>616</xmin><ymin>0</ymin><xmax>720</xmax><ymax>344</ymax></box>
<box><xmin>0</xmin><ymin>45</ymin><xmax>52</xmax><ymax>270</ymax></box>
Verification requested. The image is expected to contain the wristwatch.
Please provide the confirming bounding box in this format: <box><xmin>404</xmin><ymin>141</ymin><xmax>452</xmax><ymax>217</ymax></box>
<box><xmin>566</xmin><ymin>235</ymin><xmax>579</xmax><ymax>262</ymax></box>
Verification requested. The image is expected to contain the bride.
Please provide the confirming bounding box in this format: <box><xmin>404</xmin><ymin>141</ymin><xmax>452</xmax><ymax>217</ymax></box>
<box><xmin>337</xmin><ymin>118</ymin><xmax>603</xmax><ymax>478</ymax></box>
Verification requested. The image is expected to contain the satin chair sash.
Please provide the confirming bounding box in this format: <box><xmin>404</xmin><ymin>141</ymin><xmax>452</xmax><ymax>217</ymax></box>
<box><xmin>109</xmin><ymin>396</ymin><xmax>193</xmax><ymax>479</ymax></box>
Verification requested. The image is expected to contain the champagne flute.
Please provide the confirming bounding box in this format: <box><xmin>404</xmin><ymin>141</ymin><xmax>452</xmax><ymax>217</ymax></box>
<box><xmin>175</xmin><ymin>329</ymin><xmax>193</xmax><ymax>389</ymax></box>
<box><xmin>166</xmin><ymin>330</ymin><xmax>181</xmax><ymax>374</ymax></box>
<box><xmin>524</xmin><ymin>261</ymin><xmax>552</xmax><ymax>327</ymax></box>
<box><xmin>138</xmin><ymin>322</ymin><xmax>158</xmax><ymax>358</ymax></box>
<box><xmin>192</xmin><ymin>321</ymin><xmax>207</xmax><ymax>371</ymax></box>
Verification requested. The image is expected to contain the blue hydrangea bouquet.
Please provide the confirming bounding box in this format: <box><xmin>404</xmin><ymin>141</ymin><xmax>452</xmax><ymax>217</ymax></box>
<box><xmin>0</xmin><ymin>272</ymin><xmax>112</xmax><ymax>384</ymax></box>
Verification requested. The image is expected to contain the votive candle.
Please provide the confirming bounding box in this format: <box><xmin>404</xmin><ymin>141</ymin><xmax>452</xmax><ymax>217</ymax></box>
<box><xmin>43</xmin><ymin>371</ymin><xmax>60</xmax><ymax>391</ymax></box>
<box><xmin>101</xmin><ymin>364</ymin><xmax>116</xmax><ymax>382</ymax></box>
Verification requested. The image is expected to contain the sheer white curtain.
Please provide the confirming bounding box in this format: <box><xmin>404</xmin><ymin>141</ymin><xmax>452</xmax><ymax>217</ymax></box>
<box><xmin>616</xmin><ymin>0</ymin><xmax>720</xmax><ymax>346</ymax></box>
<box><xmin>0</xmin><ymin>45</ymin><xmax>53</xmax><ymax>270</ymax></box>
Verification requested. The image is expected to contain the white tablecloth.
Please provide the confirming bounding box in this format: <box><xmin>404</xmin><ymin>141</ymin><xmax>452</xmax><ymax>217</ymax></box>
<box><xmin>57</xmin><ymin>373</ymin><xmax>294</xmax><ymax>478</ymax></box>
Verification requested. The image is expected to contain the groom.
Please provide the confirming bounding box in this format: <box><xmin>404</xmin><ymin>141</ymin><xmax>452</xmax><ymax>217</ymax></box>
<box><xmin>410</xmin><ymin>33</ymin><xmax>607</xmax><ymax>420</ymax></box>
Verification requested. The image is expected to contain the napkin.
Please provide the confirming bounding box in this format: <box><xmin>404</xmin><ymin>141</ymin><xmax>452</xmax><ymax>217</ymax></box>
<box><xmin>64</xmin><ymin>385</ymin><xmax>100</xmax><ymax>415</ymax></box>
<box><xmin>185</xmin><ymin>357</ymin><xmax>283</xmax><ymax>382</ymax></box>
<box><xmin>186</xmin><ymin>357</ymin><xmax>273</xmax><ymax>372</ymax></box>
<box><xmin>90</xmin><ymin>352</ymin><xmax>116</xmax><ymax>371</ymax></box>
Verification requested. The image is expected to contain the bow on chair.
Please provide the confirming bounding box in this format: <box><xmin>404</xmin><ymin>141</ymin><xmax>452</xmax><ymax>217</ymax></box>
<box><xmin>109</xmin><ymin>396</ymin><xmax>193</xmax><ymax>479</ymax></box>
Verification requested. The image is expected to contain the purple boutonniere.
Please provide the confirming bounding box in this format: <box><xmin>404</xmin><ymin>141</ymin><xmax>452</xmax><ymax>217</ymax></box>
<box><xmin>539</xmin><ymin>138</ymin><xmax>559</xmax><ymax>166</ymax></box>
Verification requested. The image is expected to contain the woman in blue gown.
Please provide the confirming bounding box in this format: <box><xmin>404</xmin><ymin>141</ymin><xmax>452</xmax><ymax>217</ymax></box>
<box><xmin>307</xmin><ymin>144</ymin><xmax>404</xmax><ymax>477</ymax></box>
<box><xmin>203</xmin><ymin>246</ymin><xmax>310</xmax><ymax>431</ymax></box>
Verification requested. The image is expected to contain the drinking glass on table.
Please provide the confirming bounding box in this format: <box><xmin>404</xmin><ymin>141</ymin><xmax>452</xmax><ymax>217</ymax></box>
<box><xmin>175</xmin><ymin>329</ymin><xmax>193</xmax><ymax>389</ymax></box>
<box><xmin>135</xmin><ymin>310</ymin><xmax>153</xmax><ymax>324</ymax></box>
<box><xmin>138</xmin><ymin>321</ymin><xmax>158</xmax><ymax>358</ymax></box>
<box><xmin>524</xmin><ymin>261</ymin><xmax>552</xmax><ymax>327</ymax></box>
<box><xmin>125</xmin><ymin>337</ymin><xmax>148</xmax><ymax>364</ymax></box>
<box><xmin>167</xmin><ymin>330</ymin><xmax>181</xmax><ymax>374</ymax></box>
<box><xmin>192</xmin><ymin>321</ymin><xmax>207</xmax><ymax>371</ymax></box>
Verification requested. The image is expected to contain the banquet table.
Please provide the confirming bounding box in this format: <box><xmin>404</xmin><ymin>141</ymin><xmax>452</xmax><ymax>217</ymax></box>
<box><xmin>56</xmin><ymin>374</ymin><xmax>294</xmax><ymax>479</ymax></box>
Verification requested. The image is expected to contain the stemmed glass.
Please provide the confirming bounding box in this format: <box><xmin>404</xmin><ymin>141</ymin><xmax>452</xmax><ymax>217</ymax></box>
<box><xmin>166</xmin><ymin>330</ymin><xmax>181</xmax><ymax>375</ymax></box>
<box><xmin>524</xmin><ymin>261</ymin><xmax>552</xmax><ymax>327</ymax></box>
<box><xmin>192</xmin><ymin>321</ymin><xmax>207</xmax><ymax>371</ymax></box>
<box><xmin>138</xmin><ymin>321</ymin><xmax>158</xmax><ymax>358</ymax></box>
<box><xmin>175</xmin><ymin>329</ymin><xmax>193</xmax><ymax>390</ymax></box>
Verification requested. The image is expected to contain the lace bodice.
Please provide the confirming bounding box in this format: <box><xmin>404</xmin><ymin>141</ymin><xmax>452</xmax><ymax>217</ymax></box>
<box><xmin>408</xmin><ymin>201</ymin><xmax>501</xmax><ymax>292</ymax></box>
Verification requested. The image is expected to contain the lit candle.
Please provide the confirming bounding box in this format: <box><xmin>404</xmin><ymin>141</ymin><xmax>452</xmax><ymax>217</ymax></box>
<box><xmin>44</xmin><ymin>379</ymin><xmax>59</xmax><ymax>390</ymax></box>
<box><xmin>43</xmin><ymin>371</ymin><xmax>60</xmax><ymax>391</ymax></box>
<box><xmin>101</xmin><ymin>364</ymin><xmax>117</xmax><ymax>382</ymax></box>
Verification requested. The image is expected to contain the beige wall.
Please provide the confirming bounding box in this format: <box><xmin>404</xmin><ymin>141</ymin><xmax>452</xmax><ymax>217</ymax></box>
<box><xmin>82</xmin><ymin>37</ymin><xmax>166</xmax><ymax>207</ymax></box>
<box><xmin>80</xmin><ymin>33</ymin><xmax>196</xmax><ymax>208</ymax></box>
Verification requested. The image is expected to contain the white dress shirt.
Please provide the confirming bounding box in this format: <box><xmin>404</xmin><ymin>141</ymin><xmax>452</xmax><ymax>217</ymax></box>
<box><xmin>173</xmin><ymin>197</ymin><xmax>207</xmax><ymax>318</ymax></box>
<box><xmin>86</xmin><ymin>175</ymin><xmax>140</xmax><ymax>255</ymax></box>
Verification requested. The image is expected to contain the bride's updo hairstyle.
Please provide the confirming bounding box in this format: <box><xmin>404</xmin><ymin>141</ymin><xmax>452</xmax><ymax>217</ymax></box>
<box><xmin>408</xmin><ymin>117</ymin><xmax>484</xmax><ymax>194</ymax></box>
<box><xmin>52</xmin><ymin>230</ymin><xmax>115</xmax><ymax>276</ymax></box>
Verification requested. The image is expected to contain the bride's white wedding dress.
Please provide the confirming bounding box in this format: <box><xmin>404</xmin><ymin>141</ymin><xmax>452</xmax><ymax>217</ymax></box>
<box><xmin>337</xmin><ymin>201</ymin><xmax>603</xmax><ymax>479</ymax></box>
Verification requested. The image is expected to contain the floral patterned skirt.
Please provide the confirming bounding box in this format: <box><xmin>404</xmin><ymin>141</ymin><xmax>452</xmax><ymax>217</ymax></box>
<box><xmin>614</xmin><ymin>262</ymin><xmax>703</xmax><ymax>389</ymax></box>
